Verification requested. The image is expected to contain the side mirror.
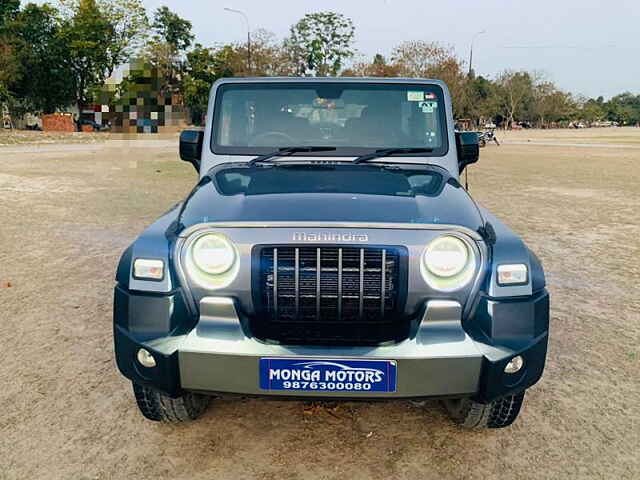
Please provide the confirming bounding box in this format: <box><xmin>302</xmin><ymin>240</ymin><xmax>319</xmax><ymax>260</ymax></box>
<box><xmin>179</xmin><ymin>130</ymin><xmax>204</xmax><ymax>172</ymax></box>
<box><xmin>455</xmin><ymin>131</ymin><xmax>479</xmax><ymax>173</ymax></box>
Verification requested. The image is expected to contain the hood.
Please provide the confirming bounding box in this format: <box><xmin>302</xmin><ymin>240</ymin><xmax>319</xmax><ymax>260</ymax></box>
<box><xmin>177</xmin><ymin>172</ymin><xmax>484</xmax><ymax>232</ymax></box>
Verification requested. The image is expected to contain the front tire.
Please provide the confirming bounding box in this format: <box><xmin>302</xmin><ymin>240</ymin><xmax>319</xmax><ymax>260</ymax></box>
<box><xmin>132</xmin><ymin>383</ymin><xmax>211</xmax><ymax>422</ymax></box>
<box><xmin>443</xmin><ymin>391</ymin><xmax>525</xmax><ymax>429</ymax></box>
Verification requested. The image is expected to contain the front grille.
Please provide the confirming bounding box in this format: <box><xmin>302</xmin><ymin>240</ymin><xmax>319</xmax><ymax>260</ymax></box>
<box><xmin>252</xmin><ymin>246</ymin><xmax>408</xmax><ymax>345</ymax></box>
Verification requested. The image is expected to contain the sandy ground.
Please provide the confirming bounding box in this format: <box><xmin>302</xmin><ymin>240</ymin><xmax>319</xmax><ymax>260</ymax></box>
<box><xmin>0</xmin><ymin>128</ymin><xmax>639</xmax><ymax>479</ymax></box>
<box><xmin>0</xmin><ymin>129</ymin><xmax>180</xmax><ymax>146</ymax></box>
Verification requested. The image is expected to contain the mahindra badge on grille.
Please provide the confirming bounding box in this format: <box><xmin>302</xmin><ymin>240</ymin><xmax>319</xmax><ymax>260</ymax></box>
<box><xmin>292</xmin><ymin>232</ymin><xmax>369</xmax><ymax>242</ymax></box>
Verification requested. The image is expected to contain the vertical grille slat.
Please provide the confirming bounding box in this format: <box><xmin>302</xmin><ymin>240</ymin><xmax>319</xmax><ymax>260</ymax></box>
<box><xmin>294</xmin><ymin>247</ymin><xmax>300</xmax><ymax>317</ymax></box>
<box><xmin>257</xmin><ymin>245</ymin><xmax>406</xmax><ymax>346</ymax></box>
<box><xmin>273</xmin><ymin>248</ymin><xmax>278</xmax><ymax>318</ymax></box>
<box><xmin>380</xmin><ymin>249</ymin><xmax>386</xmax><ymax>317</ymax></box>
<box><xmin>337</xmin><ymin>248</ymin><xmax>343</xmax><ymax>321</ymax></box>
<box><xmin>316</xmin><ymin>247</ymin><xmax>321</xmax><ymax>320</ymax></box>
<box><xmin>358</xmin><ymin>248</ymin><xmax>364</xmax><ymax>320</ymax></box>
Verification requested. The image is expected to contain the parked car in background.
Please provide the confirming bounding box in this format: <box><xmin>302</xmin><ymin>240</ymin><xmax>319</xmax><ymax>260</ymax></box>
<box><xmin>78</xmin><ymin>119</ymin><xmax>109</xmax><ymax>132</ymax></box>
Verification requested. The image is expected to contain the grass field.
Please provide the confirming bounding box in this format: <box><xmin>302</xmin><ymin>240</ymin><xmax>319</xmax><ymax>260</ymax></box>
<box><xmin>1</xmin><ymin>128</ymin><xmax>638</xmax><ymax>479</ymax></box>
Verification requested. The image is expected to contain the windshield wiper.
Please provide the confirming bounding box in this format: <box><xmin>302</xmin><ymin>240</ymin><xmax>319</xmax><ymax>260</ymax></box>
<box><xmin>352</xmin><ymin>147</ymin><xmax>434</xmax><ymax>164</ymax></box>
<box><xmin>248</xmin><ymin>146</ymin><xmax>336</xmax><ymax>166</ymax></box>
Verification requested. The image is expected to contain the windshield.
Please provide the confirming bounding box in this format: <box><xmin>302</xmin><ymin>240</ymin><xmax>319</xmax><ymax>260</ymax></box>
<box><xmin>213</xmin><ymin>164</ymin><xmax>446</xmax><ymax>197</ymax></box>
<box><xmin>212</xmin><ymin>82</ymin><xmax>448</xmax><ymax>157</ymax></box>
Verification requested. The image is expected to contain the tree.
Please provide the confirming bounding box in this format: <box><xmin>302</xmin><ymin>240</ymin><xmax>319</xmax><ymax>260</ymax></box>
<box><xmin>495</xmin><ymin>70</ymin><xmax>536</xmax><ymax>127</ymax></box>
<box><xmin>465</xmin><ymin>75</ymin><xmax>500</xmax><ymax>125</ymax></box>
<box><xmin>0</xmin><ymin>0</ymin><xmax>19</xmax><ymax>28</ymax></box>
<box><xmin>531</xmin><ymin>82</ymin><xmax>574</xmax><ymax>126</ymax></box>
<box><xmin>182</xmin><ymin>31</ymin><xmax>298</xmax><ymax>123</ymax></box>
<box><xmin>0</xmin><ymin>0</ymin><xmax>20</xmax><ymax>106</ymax></box>
<box><xmin>285</xmin><ymin>12</ymin><xmax>355</xmax><ymax>76</ymax></box>
<box><xmin>425</xmin><ymin>56</ymin><xmax>468</xmax><ymax>118</ymax></box>
<box><xmin>58</xmin><ymin>0</ymin><xmax>114</xmax><ymax>111</ymax></box>
<box><xmin>342</xmin><ymin>53</ymin><xmax>402</xmax><ymax>77</ymax></box>
<box><xmin>54</xmin><ymin>0</ymin><xmax>148</xmax><ymax>111</ymax></box>
<box><xmin>190</xmin><ymin>28</ymin><xmax>302</xmax><ymax>81</ymax></box>
<box><xmin>99</xmin><ymin>0</ymin><xmax>149</xmax><ymax>69</ymax></box>
<box><xmin>182</xmin><ymin>44</ymin><xmax>217</xmax><ymax>124</ymax></box>
<box><xmin>58</xmin><ymin>0</ymin><xmax>149</xmax><ymax>75</ymax></box>
<box><xmin>391</xmin><ymin>41</ymin><xmax>468</xmax><ymax>117</ymax></box>
<box><xmin>144</xmin><ymin>6</ymin><xmax>194</xmax><ymax>96</ymax></box>
<box><xmin>0</xmin><ymin>41</ymin><xmax>18</xmax><ymax>106</ymax></box>
<box><xmin>605</xmin><ymin>93</ymin><xmax>640</xmax><ymax>125</ymax></box>
<box><xmin>211</xmin><ymin>45</ymin><xmax>239</xmax><ymax>78</ymax></box>
<box><xmin>152</xmin><ymin>6</ymin><xmax>193</xmax><ymax>51</ymax></box>
<box><xmin>9</xmin><ymin>3</ymin><xmax>75</xmax><ymax>113</ymax></box>
<box><xmin>578</xmin><ymin>97</ymin><xmax>604</xmax><ymax>124</ymax></box>
<box><xmin>232</xmin><ymin>29</ymin><xmax>299</xmax><ymax>77</ymax></box>
<box><xmin>391</xmin><ymin>41</ymin><xmax>454</xmax><ymax>77</ymax></box>
<box><xmin>144</xmin><ymin>40</ymin><xmax>181</xmax><ymax>96</ymax></box>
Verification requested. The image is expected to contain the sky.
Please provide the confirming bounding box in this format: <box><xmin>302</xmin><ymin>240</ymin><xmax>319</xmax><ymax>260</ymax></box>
<box><xmin>141</xmin><ymin>0</ymin><xmax>640</xmax><ymax>99</ymax></box>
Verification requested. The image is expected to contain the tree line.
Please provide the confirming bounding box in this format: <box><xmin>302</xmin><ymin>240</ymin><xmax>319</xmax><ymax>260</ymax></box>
<box><xmin>1</xmin><ymin>1</ymin><xmax>639</xmax><ymax>127</ymax></box>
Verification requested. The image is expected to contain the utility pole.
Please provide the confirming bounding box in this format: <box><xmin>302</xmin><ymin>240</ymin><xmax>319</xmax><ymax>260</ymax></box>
<box><xmin>469</xmin><ymin>30</ymin><xmax>486</xmax><ymax>76</ymax></box>
<box><xmin>224</xmin><ymin>7</ymin><xmax>251</xmax><ymax>75</ymax></box>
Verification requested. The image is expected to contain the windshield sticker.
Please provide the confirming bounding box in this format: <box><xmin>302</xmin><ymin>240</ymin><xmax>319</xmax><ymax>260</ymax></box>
<box><xmin>419</xmin><ymin>100</ymin><xmax>438</xmax><ymax>113</ymax></box>
<box><xmin>407</xmin><ymin>91</ymin><xmax>424</xmax><ymax>101</ymax></box>
<box><xmin>425</xmin><ymin>92</ymin><xmax>436</xmax><ymax>99</ymax></box>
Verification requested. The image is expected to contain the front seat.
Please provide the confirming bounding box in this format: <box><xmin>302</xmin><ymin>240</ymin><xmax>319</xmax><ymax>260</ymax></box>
<box><xmin>346</xmin><ymin>105</ymin><xmax>399</xmax><ymax>146</ymax></box>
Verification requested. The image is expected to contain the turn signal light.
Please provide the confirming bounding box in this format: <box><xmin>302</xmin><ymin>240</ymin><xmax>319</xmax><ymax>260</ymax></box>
<box><xmin>497</xmin><ymin>264</ymin><xmax>528</xmax><ymax>286</ymax></box>
<box><xmin>133</xmin><ymin>258</ymin><xmax>164</xmax><ymax>281</ymax></box>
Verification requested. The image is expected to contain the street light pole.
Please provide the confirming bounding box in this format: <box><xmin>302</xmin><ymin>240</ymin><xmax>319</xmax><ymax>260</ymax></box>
<box><xmin>224</xmin><ymin>7</ymin><xmax>251</xmax><ymax>75</ymax></box>
<box><xmin>468</xmin><ymin>30</ymin><xmax>486</xmax><ymax>76</ymax></box>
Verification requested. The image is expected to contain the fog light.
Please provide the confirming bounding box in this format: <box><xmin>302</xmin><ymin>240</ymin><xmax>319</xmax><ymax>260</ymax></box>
<box><xmin>137</xmin><ymin>348</ymin><xmax>156</xmax><ymax>368</ymax></box>
<box><xmin>504</xmin><ymin>355</ymin><xmax>524</xmax><ymax>374</ymax></box>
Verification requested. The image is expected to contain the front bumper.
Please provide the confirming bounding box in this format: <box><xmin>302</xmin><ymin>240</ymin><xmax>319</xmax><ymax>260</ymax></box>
<box><xmin>114</xmin><ymin>287</ymin><xmax>549</xmax><ymax>402</ymax></box>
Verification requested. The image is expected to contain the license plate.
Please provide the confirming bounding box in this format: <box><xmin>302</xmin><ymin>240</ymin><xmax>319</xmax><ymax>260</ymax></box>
<box><xmin>259</xmin><ymin>358</ymin><xmax>397</xmax><ymax>393</ymax></box>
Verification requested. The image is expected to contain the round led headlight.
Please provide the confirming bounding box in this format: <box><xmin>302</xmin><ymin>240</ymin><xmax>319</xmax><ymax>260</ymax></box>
<box><xmin>423</xmin><ymin>236</ymin><xmax>469</xmax><ymax>278</ymax></box>
<box><xmin>421</xmin><ymin>235</ymin><xmax>477</xmax><ymax>291</ymax></box>
<box><xmin>191</xmin><ymin>233</ymin><xmax>236</xmax><ymax>275</ymax></box>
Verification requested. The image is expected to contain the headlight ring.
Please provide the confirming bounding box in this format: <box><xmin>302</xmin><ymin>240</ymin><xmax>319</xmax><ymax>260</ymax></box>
<box><xmin>184</xmin><ymin>232</ymin><xmax>239</xmax><ymax>289</ymax></box>
<box><xmin>421</xmin><ymin>234</ymin><xmax>477</xmax><ymax>292</ymax></box>
<box><xmin>191</xmin><ymin>233</ymin><xmax>236</xmax><ymax>275</ymax></box>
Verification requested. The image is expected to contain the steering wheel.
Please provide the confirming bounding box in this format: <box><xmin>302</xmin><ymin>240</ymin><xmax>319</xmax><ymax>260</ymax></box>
<box><xmin>251</xmin><ymin>131</ymin><xmax>295</xmax><ymax>147</ymax></box>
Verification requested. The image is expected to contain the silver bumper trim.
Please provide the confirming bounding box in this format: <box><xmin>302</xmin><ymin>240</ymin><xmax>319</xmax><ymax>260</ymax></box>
<box><xmin>197</xmin><ymin>297</ymin><xmax>245</xmax><ymax>341</ymax></box>
<box><xmin>178</xmin><ymin>297</ymin><xmax>484</xmax><ymax>397</ymax></box>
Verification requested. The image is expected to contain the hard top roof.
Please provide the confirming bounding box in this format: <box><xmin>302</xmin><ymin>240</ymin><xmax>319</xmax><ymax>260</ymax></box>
<box><xmin>211</xmin><ymin>76</ymin><xmax>449</xmax><ymax>90</ymax></box>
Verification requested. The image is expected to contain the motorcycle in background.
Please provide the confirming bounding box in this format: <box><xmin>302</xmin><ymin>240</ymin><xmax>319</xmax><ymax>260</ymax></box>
<box><xmin>478</xmin><ymin>128</ymin><xmax>500</xmax><ymax>147</ymax></box>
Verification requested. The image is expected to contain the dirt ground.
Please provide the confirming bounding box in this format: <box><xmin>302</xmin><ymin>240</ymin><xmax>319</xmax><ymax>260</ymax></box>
<box><xmin>1</xmin><ymin>127</ymin><xmax>638</xmax><ymax>479</ymax></box>
<box><xmin>0</xmin><ymin>129</ymin><xmax>180</xmax><ymax>146</ymax></box>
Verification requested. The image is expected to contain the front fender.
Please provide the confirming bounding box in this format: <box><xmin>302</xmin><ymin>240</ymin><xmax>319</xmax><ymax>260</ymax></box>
<box><xmin>479</xmin><ymin>208</ymin><xmax>544</xmax><ymax>298</ymax></box>
<box><xmin>113</xmin><ymin>203</ymin><xmax>193</xmax><ymax>395</ymax></box>
<box><xmin>116</xmin><ymin>203</ymin><xmax>182</xmax><ymax>293</ymax></box>
<box><xmin>469</xmin><ymin>207</ymin><xmax>550</xmax><ymax>401</ymax></box>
